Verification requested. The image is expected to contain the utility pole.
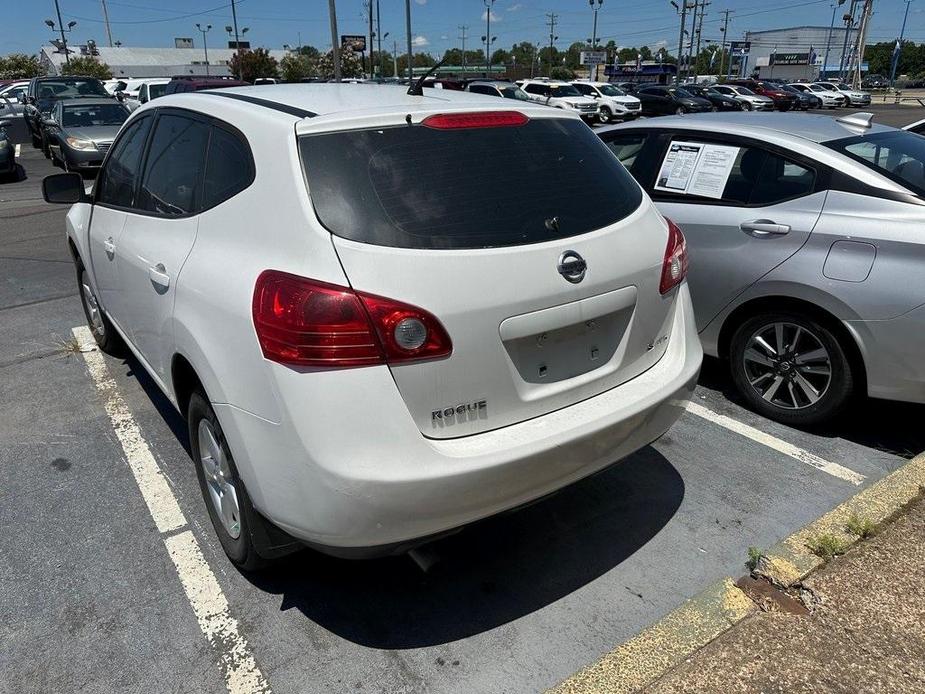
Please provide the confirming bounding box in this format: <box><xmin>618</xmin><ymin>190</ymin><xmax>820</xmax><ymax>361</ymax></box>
<box><xmin>100</xmin><ymin>0</ymin><xmax>113</xmax><ymax>47</ymax></box>
<box><xmin>52</xmin><ymin>0</ymin><xmax>70</xmax><ymax>64</ymax></box>
<box><xmin>890</xmin><ymin>0</ymin><xmax>912</xmax><ymax>88</ymax></box>
<box><xmin>376</xmin><ymin>0</ymin><xmax>383</xmax><ymax>78</ymax></box>
<box><xmin>484</xmin><ymin>0</ymin><xmax>495</xmax><ymax>76</ymax></box>
<box><xmin>230</xmin><ymin>0</ymin><xmax>241</xmax><ymax>56</ymax></box>
<box><xmin>589</xmin><ymin>0</ymin><xmax>603</xmax><ymax>81</ymax></box>
<box><xmin>458</xmin><ymin>25</ymin><xmax>469</xmax><ymax>73</ymax></box>
<box><xmin>196</xmin><ymin>23</ymin><xmax>212</xmax><ymax>76</ymax></box>
<box><xmin>823</xmin><ymin>1</ymin><xmax>843</xmax><ymax>81</ymax></box>
<box><xmin>546</xmin><ymin>13</ymin><xmax>558</xmax><ymax>77</ymax></box>
<box><xmin>393</xmin><ymin>39</ymin><xmax>399</xmax><ymax>78</ymax></box>
<box><xmin>693</xmin><ymin>0</ymin><xmax>709</xmax><ymax>81</ymax></box>
<box><xmin>405</xmin><ymin>0</ymin><xmax>413</xmax><ymax>81</ymax></box>
<box><xmin>838</xmin><ymin>0</ymin><xmax>856</xmax><ymax>81</ymax></box>
<box><xmin>718</xmin><ymin>9</ymin><xmax>731</xmax><ymax>78</ymax></box>
<box><xmin>851</xmin><ymin>0</ymin><xmax>873</xmax><ymax>88</ymax></box>
<box><xmin>328</xmin><ymin>0</ymin><xmax>342</xmax><ymax>81</ymax></box>
<box><xmin>686</xmin><ymin>0</ymin><xmax>699</xmax><ymax>82</ymax></box>
<box><xmin>674</xmin><ymin>1</ymin><xmax>689</xmax><ymax>84</ymax></box>
<box><xmin>367</xmin><ymin>0</ymin><xmax>374</xmax><ymax>78</ymax></box>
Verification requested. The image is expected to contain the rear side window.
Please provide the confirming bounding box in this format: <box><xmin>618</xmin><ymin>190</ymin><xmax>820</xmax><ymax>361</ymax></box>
<box><xmin>202</xmin><ymin>125</ymin><xmax>255</xmax><ymax>209</ymax></box>
<box><xmin>828</xmin><ymin>131</ymin><xmax>925</xmax><ymax>197</ymax></box>
<box><xmin>468</xmin><ymin>85</ymin><xmax>496</xmax><ymax>96</ymax></box>
<box><xmin>96</xmin><ymin>115</ymin><xmax>153</xmax><ymax>208</ymax></box>
<box><xmin>300</xmin><ymin>118</ymin><xmax>643</xmax><ymax>249</ymax></box>
<box><xmin>138</xmin><ymin>114</ymin><xmax>210</xmax><ymax>216</ymax></box>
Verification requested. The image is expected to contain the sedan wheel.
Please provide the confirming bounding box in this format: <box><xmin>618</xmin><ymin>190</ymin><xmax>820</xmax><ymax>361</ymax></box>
<box><xmin>730</xmin><ymin>312</ymin><xmax>854</xmax><ymax>426</ymax></box>
<box><xmin>598</xmin><ymin>107</ymin><xmax>612</xmax><ymax>124</ymax></box>
<box><xmin>675</xmin><ymin>106</ymin><xmax>685</xmax><ymax>115</ymax></box>
<box><xmin>743</xmin><ymin>101</ymin><xmax>754</xmax><ymax>111</ymax></box>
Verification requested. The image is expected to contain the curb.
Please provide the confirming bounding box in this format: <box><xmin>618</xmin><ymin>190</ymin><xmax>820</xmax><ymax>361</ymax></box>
<box><xmin>548</xmin><ymin>452</ymin><xmax>925</xmax><ymax>694</ymax></box>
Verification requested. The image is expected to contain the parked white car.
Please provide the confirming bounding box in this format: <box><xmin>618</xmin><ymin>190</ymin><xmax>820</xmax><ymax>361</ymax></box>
<box><xmin>788</xmin><ymin>82</ymin><xmax>845</xmax><ymax>109</ymax></box>
<box><xmin>812</xmin><ymin>81</ymin><xmax>871</xmax><ymax>106</ymax></box>
<box><xmin>43</xmin><ymin>85</ymin><xmax>701</xmax><ymax>567</ymax></box>
<box><xmin>517</xmin><ymin>79</ymin><xmax>600</xmax><ymax>122</ymax></box>
<box><xmin>570</xmin><ymin>80</ymin><xmax>641</xmax><ymax>123</ymax></box>
<box><xmin>123</xmin><ymin>78</ymin><xmax>171</xmax><ymax>111</ymax></box>
<box><xmin>711</xmin><ymin>85</ymin><xmax>774</xmax><ymax>111</ymax></box>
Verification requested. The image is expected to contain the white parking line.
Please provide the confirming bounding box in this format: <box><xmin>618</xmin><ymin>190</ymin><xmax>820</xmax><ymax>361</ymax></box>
<box><xmin>72</xmin><ymin>326</ymin><xmax>271</xmax><ymax>694</ymax></box>
<box><xmin>685</xmin><ymin>400</ymin><xmax>866</xmax><ymax>486</ymax></box>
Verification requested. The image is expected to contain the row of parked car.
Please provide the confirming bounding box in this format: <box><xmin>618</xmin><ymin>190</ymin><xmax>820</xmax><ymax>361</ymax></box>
<box><xmin>37</xmin><ymin>79</ymin><xmax>925</xmax><ymax>569</ymax></box>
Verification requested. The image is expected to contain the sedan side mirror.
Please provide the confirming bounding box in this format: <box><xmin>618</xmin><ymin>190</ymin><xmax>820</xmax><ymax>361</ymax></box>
<box><xmin>43</xmin><ymin>173</ymin><xmax>89</xmax><ymax>204</ymax></box>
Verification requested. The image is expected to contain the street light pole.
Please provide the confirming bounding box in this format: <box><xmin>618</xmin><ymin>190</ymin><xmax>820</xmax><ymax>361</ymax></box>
<box><xmin>484</xmin><ymin>0</ymin><xmax>495</xmax><ymax>76</ymax></box>
<box><xmin>53</xmin><ymin>0</ymin><xmax>70</xmax><ymax>64</ymax></box>
<box><xmin>196</xmin><ymin>24</ymin><xmax>212</xmax><ymax>76</ymax></box>
<box><xmin>405</xmin><ymin>0</ymin><xmax>413</xmax><ymax>81</ymax></box>
<box><xmin>673</xmin><ymin>1</ymin><xmax>689</xmax><ymax>84</ymax></box>
<box><xmin>589</xmin><ymin>0</ymin><xmax>602</xmax><ymax>81</ymax></box>
<box><xmin>230</xmin><ymin>0</ymin><xmax>241</xmax><ymax>55</ymax></box>
<box><xmin>376</xmin><ymin>0</ymin><xmax>383</xmax><ymax>78</ymax></box>
<box><xmin>889</xmin><ymin>0</ymin><xmax>911</xmax><ymax>88</ymax></box>
<box><xmin>328</xmin><ymin>0</ymin><xmax>342</xmax><ymax>80</ymax></box>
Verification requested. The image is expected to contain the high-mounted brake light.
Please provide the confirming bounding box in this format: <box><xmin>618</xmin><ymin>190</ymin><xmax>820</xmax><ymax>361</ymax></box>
<box><xmin>659</xmin><ymin>218</ymin><xmax>689</xmax><ymax>295</ymax></box>
<box><xmin>422</xmin><ymin>111</ymin><xmax>529</xmax><ymax>130</ymax></box>
<box><xmin>252</xmin><ymin>270</ymin><xmax>452</xmax><ymax>368</ymax></box>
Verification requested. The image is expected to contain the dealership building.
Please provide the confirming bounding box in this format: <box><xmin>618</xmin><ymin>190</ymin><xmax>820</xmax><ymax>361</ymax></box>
<box><xmin>738</xmin><ymin>26</ymin><xmax>864</xmax><ymax>81</ymax></box>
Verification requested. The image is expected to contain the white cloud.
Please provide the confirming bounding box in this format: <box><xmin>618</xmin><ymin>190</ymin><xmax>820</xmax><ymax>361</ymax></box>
<box><xmin>440</xmin><ymin>34</ymin><xmax>449</xmax><ymax>40</ymax></box>
<box><xmin>481</xmin><ymin>9</ymin><xmax>501</xmax><ymax>21</ymax></box>
<box><xmin>507</xmin><ymin>2</ymin><xmax>523</xmax><ymax>11</ymax></box>
<box><xmin>414</xmin><ymin>0</ymin><xmax>427</xmax><ymax>4</ymax></box>
<box><xmin>412</xmin><ymin>35</ymin><xmax>430</xmax><ymax>47</ymax></box>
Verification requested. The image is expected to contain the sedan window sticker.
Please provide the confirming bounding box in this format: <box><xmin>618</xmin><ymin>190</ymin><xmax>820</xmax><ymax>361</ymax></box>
<box><xmin>655</xmin><ymin>141</ymin><xmax>740</xmax><ymax>199</ymax></box>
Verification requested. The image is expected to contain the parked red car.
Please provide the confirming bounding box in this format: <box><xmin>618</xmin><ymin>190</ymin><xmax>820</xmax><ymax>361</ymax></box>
<box><xmin>725</xmin><ymin>79</ymin><xmax>796</xmax><ymax>111</ymax></box>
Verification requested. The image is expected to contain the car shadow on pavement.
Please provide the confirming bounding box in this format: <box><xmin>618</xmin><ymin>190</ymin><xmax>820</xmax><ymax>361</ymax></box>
<box><xmin>121</xmin><ymin>358</ymin><xmax>192</xmax><ymax>456</ymax></box>
<box><xmin>246</xmin><ymin>446</ymin><xmax>684</xmax><ymax>649</ymax></box>
<box><xmin>698</xmin><ymin>356</ymin><xmax>925</xmax><ymax>459</ymax></box>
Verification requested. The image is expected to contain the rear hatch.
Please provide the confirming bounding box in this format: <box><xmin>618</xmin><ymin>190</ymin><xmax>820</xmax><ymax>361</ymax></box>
<box><xmin>299</xmin><ymin>111</ymin><xmax>677</xmax><ymax>438</ymax></box>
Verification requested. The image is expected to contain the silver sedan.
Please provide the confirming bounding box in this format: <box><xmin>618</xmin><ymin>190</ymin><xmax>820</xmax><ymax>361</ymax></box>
<box><xmin>598</xmin><ymin>112</ymin><xmax>925</xmax><ymax>425</ymax></box>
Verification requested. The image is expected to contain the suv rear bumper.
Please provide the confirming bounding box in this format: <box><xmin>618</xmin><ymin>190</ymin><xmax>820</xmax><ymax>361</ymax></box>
<box><xmin>217</xmin><ymin>285</ymin><xmax>702</xmax><ymax>554</ymax></box>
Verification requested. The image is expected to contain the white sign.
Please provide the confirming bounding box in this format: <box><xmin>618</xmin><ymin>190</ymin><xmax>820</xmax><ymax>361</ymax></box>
<box><xmin>655</xmin><ymin>141</ymin><xmax>740</xmax><ymax>199</ymax></box>
<box><xmin>580</xmin><ymin>51</ymin><xmax>607</xmax><ymax>65</ymax></box>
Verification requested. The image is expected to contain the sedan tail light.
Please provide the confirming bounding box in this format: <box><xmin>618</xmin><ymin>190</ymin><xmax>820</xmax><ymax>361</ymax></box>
<box><xmin>659</xmin><ymin>219</ymin><xmax>689</xmax><ymax>295</ymax></box>
<box><xmin>252</xmin><ymin>270</ymin><xmax>452</xmax><ymax>368</ymax></box>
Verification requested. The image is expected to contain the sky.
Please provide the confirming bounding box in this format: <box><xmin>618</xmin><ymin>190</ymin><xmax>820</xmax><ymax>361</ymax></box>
<box><xmin>2</xmin><ymin>0</ymin><xmax>922</xmax><ymax>58</ymax></box>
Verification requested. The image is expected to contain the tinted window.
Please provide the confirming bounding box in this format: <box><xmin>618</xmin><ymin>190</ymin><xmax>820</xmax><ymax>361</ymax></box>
<box><xmin>572</xmin><ymin>83</ymin><xmax>594</xmax><ymax>95</ymax></box>
<box><xmin>96</xmin><ymin>115</ymin><xmax>153</xmax><ymax>208</ymax></box>
<box><xmin>602</xmin><ymin>133</ymin><xmax>648</xmax><ymax>171</ymax></box>
<box><xmin>524</xmin><ymin>84</ymin><xmax>546</xmax><ymax>95</ymax></box>
<box><xmin>300</xmin><ymin>119</ymin><xmax>644</xmax><ymax>249</ymax></box>
<box><xmin>61</xmin><ymin>103</ymin><xmax>128</xmax><ymax>127</ymax></box>
<box><xmin>828</xmin><ymin>130</ymin><xmax>925</xmax><ymax>197</ymax></box>
<box><xmin>500</xmin><ymin>87</ymin><xmax>531</xmax><ymax>101</ymax></box>
<box><xmin>468</xmin><ymin>85</ymin><xmax>497</xmax><ymax>96</ymax></box>
<box><xmin>138</xmin><ymin>114</ymin><xmax>209</xmax><ymax>216</ymax></box>
<box><xmin>35</xmin><ymin>79</ymin><xmax>108</xmax><ymax>100</ymax></box>
<box><xmin>202</xmin><ymin>125</ymin><xmax>255</xmax><ymax>209</ymax></box>
<box><xmin>148</xmin><ymin>83</ymin><xmax>168</xmax><ymax>100</ymax></box>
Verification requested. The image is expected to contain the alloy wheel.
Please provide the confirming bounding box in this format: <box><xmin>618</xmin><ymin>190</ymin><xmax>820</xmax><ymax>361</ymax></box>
<box><xmin>198</xmin><ymin>419</ymin><xmax>241</xmax><ymax>539</ymax></box>
<box><xmin>80</xmin><ymin>270</ymin><xmax>105</xmax><ymax>339</ymax></box>
<box><xmin>742</xmin><ymin>321</ymin><xmax>832</xmax><ymax>410</ymax></box>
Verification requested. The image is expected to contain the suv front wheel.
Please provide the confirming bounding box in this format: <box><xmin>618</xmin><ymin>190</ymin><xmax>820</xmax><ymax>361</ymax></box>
<box><xmin>597</xmin><ymin>106</ymin><xmax>613</xmax><ymax>124</ymax></box>
<box><xmin>729</xmin><ymin>311</ymin><xmax>854</xmax><ymax>426</ymax></box>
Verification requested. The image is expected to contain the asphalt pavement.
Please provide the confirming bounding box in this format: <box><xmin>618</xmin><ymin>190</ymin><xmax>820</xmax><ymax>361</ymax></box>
<box><xmin>2</xmin><ymin>103</ymin><xmax>924</xmax><ymax>694</ymax></box>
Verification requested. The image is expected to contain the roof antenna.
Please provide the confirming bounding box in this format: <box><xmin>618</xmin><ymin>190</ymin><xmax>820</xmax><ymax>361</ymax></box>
<box><xmin>407</xmin><ymin>57</ymin><xmax>448</xmax><ymax>97</ymax></box>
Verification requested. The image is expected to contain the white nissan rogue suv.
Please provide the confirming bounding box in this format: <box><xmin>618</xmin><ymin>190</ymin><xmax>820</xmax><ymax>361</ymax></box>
<box><xmin>43</xmin><ymin>85</ymin><xmax>701</xmax><ymax>568</ymax></box>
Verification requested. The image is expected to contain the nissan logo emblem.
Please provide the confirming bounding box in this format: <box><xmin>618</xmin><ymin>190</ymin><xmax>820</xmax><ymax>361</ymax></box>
<box><xmin>557</xmin><ymin>250</ymin><xmax>587</xmax><ymax>284</ymax></box>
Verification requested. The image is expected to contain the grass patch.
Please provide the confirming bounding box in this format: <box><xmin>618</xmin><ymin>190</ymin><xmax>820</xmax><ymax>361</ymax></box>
<box><xmin>846</xmin><ymin>514</ymin><xmax>876</xmax><ymax>539</ymax></box>
<box><xmin>807</xmin><ymin>533</ymin><xmax>850</xmax><ymax>561</ymax></box>
<box><xmin>57</xmin><ymin>336</ymin><xmax>82</xmax><ymax>354</ymax></box>
<box><xmin>746</xmin><ymin>546</ymin><xmax>764</xmax><ymax>572</ymax></box>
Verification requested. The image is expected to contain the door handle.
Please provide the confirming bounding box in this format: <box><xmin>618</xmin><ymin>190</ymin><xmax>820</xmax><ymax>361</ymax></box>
<box><xmin>740</xmin><ymin>219</ymin><xmax>791</xmax><ymax>236</ymax></box>
<box><xmin>103</xmin><ymin>236</ymin><xmax>115</xmax><ymax>256</ymax></box>
<box><xmin>148</xmin><ymin>263</ymin><xmax>170</xmax><ymax>289</ymax></box>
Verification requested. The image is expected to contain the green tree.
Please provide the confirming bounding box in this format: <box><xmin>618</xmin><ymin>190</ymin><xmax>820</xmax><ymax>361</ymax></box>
<box><xmin>315</xmin><ymin>48</ymin><xmax>363</xmax><ymax>79</ymax></box>
<box><xmin>550</xmin><ymin>65</ymin><xmax>575</xmax><ymax>80</ymax></box>
<box><xmin>0</xmin><ymin>53</ymin><xmax>46</xmax><ymax>79</ymax></box>
<box><xmin>61</xmin><ymin>56</ymin><xmax>112</xmax><ymax>79</ymax></box>
<box><xmin>491</xmin><ymin>48</ymin><xmax>511</xmax><ymax>65</ymax></box>
<box><xmin>372</xmin><ymin>50</ymin><xmax>394</xmax><ymax>77</ymax></box>
<box><xmin>229</xmin><ymin>47</ymin><xmax>278</xmax><ymax>82</ymax></box>
<box><xmin>279</xmin><ymin>53</ymin><xmax>315</xmax><ymax>82</ymax></box>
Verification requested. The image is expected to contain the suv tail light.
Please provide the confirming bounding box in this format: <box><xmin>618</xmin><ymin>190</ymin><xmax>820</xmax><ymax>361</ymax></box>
<box><xmin>252</xmin><ymin>270</ymin><xmax>452</xmax><ymax>368</ymax></box>
<box><xmin>659</xmin><ymin>219</ymin><xmax>689</xmax><ymax>295</ymax></box>
<box><xmin>422</xmin><ymin>111</ymin><xmax>529</xmax><ymax>129</ymax></box>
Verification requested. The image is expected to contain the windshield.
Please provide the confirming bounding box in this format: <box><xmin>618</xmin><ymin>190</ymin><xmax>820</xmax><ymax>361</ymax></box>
<box><xmin>549</xmin><ymin>84</ymin><xmax>582</xmax><ymax>98</ymax></box>
<box><xmin>837</xmin><ymin>83</ymin><xmax>852</xmax><ymax>90</ymax></box>
<box><xmin>61</xmin><ymin>103</ymin><xmax>128</xmax><ymax>127</ymax></box>
<box><xmin>735</xmin><ymin>87</ymin><xmax>756</xmax><ymax>96</ymax></box>
<box><xmin>36</xmin><ymin>79</ymin><xmax>108</xmax><ymax>100</ymax></box>
<box><xmin>598</xmin><ymin>84</ymin><xmax>626</xmax><ymax>97</ymax></box>
<box><xmin>668</xmin><ymin>87</ymin><xmax>694</xmax><ymax>98</ymax></box>
<box><xmin>827</xmin><ymin>131</ymin><xmax>925</xmax><ymax>197</ymax></box>
<box><xmin>148</xmin><ymin>83</ymin><xmax>168</xmax><ymax>99</ymax></box>
<box><xmin>500</xmin><ymin>86</ymin><xmax>531</xmax><ymax>101</ymax></box>
<box><xmin>299</xmin><ymin>118</ymin><xmax>643</xmax><ymax>249</ymax></box>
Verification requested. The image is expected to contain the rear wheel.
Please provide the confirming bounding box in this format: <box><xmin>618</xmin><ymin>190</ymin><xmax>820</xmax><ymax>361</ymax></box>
<box><xmin>675</xmin><ymin>106</ymin><xmax>685</xmax><ymax>115</ymax></box>
<box><xmin>729</xmin><ymin>311</ymin><xmax>854</xmax><ymax>426</ymax></box>
<box><xmin>189</xmin><ymin>392</ymin><xmax>271</xmax><ymax>571</ymax></box>
<box><xmin>597</xmin><ymin>106</ymin><xmax>612</xmax><ymax>124</ymax></box>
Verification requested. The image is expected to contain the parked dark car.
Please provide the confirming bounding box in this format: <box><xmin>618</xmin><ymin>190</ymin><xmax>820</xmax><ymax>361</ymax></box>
<box><xmin>777</xmin><ymin>83</ymin><xmax>821</xmax><ymax>110</ymax></box>
<box><xmin>22</xmin><ymin>76</ymin><xmax>111</xmax><ymax>149</ymax></box>
<box><xmin>42</xmin><ymin>98</ymin><xmax>129</xmax><ymax>173</ymax></box>
<box><xmin>164</xmin><ymin>76</ymin><xmax>250</xmax><ymax>95</ymax></box>
<box><xmin>682</xmin><ymin>84</ymin><xmax>742</xmax><ymax>111</ymax></box>
<box><xmin>465</xmin><ymin>80</ymin><xmax>533</xmax><ymax>101</ymax></box>
<box><xmin>724</xmin><ymin>79</ymin><xmax>796</xmax><ymax>111</ymax></box>
<box><xmin>635</xmin><ymin>85</ymin><xmax>713</xmax><ymax>116</ymax></box>
<box><xmin>0</xmin><ymin>118</ymin><xmax>15</xmax><ymax>180</ymax></box>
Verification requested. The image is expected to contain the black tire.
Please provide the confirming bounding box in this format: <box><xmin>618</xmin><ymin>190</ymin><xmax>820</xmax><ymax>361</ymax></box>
<box><xmin>76</xmin><ymin>262</ymin><xmax>125</xmax><ymax>355</ymax></box>
<box><xmin>188</xmin><ymin>392</ymin><xmax>270</xmax><ymax>571</ymax></box>
<box><xmin>675</xmin><ymin>106</ymin><xmax>685</xmax><ymax>115</ymax></box>
<box><xmin>597</xmin><ymin>107</ymin><xmax>612</xmax><ymax>124</ymax></box>
<box><xmin>729</xmin><ymin>311</ymin><xmax>854</xmax><ymax>426</ymax></box>
<box><xmin>743</xmin><ymin>101</ymin><xmax>754</xmax><ymax>111</ymax></box>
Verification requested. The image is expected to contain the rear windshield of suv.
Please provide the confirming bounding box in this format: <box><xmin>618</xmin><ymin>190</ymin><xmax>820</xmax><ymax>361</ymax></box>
<box><xmin>299</xmin><ymin>117</ymin><xmax>644</xmax><ymax>249</ymax></box>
